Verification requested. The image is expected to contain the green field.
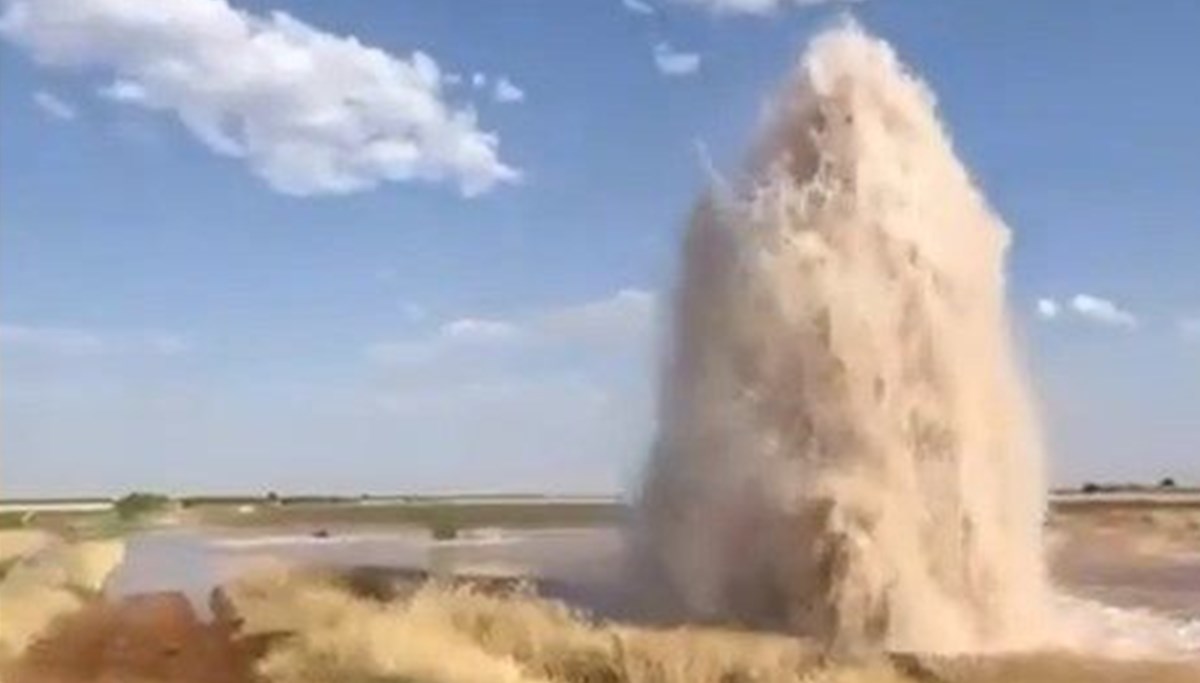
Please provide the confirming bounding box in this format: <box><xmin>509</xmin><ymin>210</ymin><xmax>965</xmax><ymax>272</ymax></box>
<box><xmin>0</xmin><ymin>494</ymin><xmax>628</xmax><ymax>540</ymax></box>
<box><xmin>5</xmin><ymin>489</ymin><xmax>1199</xmax><ymax>541</ymax></box>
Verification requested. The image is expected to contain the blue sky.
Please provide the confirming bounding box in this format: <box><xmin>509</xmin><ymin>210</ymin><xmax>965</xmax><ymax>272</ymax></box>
<box><xmin>1</xmin><ymin>0</ymin><xmax>1197</xmax><ymax>497</ymax></box>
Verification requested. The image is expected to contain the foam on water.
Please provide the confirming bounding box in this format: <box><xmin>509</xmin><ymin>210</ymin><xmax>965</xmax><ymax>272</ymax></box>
<box><xmin>1055</xmin><ymin>596</ymin><xmax>1200</xmax><ymax>659</ymax></box>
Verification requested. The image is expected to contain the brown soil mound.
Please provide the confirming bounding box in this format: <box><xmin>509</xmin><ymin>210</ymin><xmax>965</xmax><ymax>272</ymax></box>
<box><xmin>4</xmin><ymin>590</ymin><xmax>268</xmax><ymax>683</ymax></box>
<box><xmin>7</xmin><ymin>569</ymin><xmax>1200</xmax><ymax>683</ymax></box>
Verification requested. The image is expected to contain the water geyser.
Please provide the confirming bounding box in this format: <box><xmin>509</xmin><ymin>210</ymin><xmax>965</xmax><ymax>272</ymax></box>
<box><xmin>639</xmin><ymin>23</ymin><xmax>1051</xmax><ymax>654</ymax></box>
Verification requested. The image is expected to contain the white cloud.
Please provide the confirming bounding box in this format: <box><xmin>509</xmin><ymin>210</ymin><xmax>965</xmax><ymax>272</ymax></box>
<box><xmin>0</xmin><ymin>0</ymin><xmax>518</xmax><ymax>197</ymax></box>
<box><xmin>96</xmin><ymin>78</ymin><xmax>146</xmax><ymax>103</ymax></box>
<box><xmin>365</xmin><ymin>316</ymin><xmax>523</xmax><ymax>367</ymax></box>
<box><xmin>493</xmin><ymin>76</ymin><xmax>525</xmax><ymax>104</ymax></box>
<box><xmin>441</xmin><ymin>317</ymin><xmax>523</xmax><ymax>343</ymax></box>
<box><xmin>622</xmin><ymin>0</ymin><xmax>657</xmax><ymax>15</ymax></box>
<box><xmin>538</xmin><ymin>288</ymin><xmax>656</xmax><ymax>347</ymax></box>
<box><xmin>1070</xmin><ymin>294</ymin><xmax>1138</xmax><ymax>329</ymax></box>
<box><xmin>360</xmin><ymin>288</ymin><xmax>658</xmax><ymax>491</ymax></box>
<box><xmin>1035</xmin><ymin>298</ymin><xmax>1059</xmax><ymax>320</ymax></box>
<box><xmin>32</xmin><ymin>89</ymin><xmax>75</xmax><ymax>120</ymax></box>
<box><xmin>0</xmin><ymin>324</ymin><xmax>190</xmax><ymax>356</ymax></box>
<box><xmin>0</xmin><ymin>325</ymin><xmax>104</xmax><ymax>355</ymax></box>
<box><xmin>673</xmin><ymin>0</ymin><xmax>849</xmax><ymax>15</ymax></box>
<box><xmin>366</xmin><ymin>288</ymin><xmax>657</xmax><ymax>367</ymax></box>
<box><xmin>653</xmin><ymin>42</ymin><xmax>701</xmax><ymax>77</ymax></box>
<box><xmin>472</xmin><ymin>72</ymin><xmax>487</xmax><ymax>89</ymax></box>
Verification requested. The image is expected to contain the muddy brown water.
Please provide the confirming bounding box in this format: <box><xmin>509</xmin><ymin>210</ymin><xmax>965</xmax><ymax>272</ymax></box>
<box><xmin>106</xmin><ymin>522</ymin><xmax>1200</xmax><ymax>620</ymax></box>
<box><xmin>9</xmin><ymin>516</ymin><xmax>1200</xmax><ymax>683</ymax></box>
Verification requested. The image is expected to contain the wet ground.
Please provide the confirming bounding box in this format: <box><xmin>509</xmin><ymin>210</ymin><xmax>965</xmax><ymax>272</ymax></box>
<box><xmin>6</xmin><ymin>501</ymin><xmax>1200</xmax><ymax>682</ymax></box>
<box><xmin>106</xmin><ymin>511</ymin><xmax>1200</xmax><ymax>623</ymax></box>
<box><xmin>106</xmin><ymin>526</ymin><xmax>626</xmax><ymax>610</ymax></box>
<box><xmin>1049</xmin><ymin>503</ymin><xmax>1200</xmax><ymax>621</ymax></box>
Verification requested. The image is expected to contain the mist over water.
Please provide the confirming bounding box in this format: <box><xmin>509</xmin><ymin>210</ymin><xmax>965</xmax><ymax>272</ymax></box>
<box><xmin>638</xmin><ymin>24</ymin><xmax>1052</xmax><ymax>654</ymax></box>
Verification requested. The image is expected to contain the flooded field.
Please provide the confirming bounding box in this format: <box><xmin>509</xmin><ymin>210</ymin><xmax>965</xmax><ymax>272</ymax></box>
<box><xmin>106</xmin><ymin>503</ymin><xmax>1200</xmax><ymax>626</ymax></box>
<box><xmin>106</xmin><ymin>526</ymin><xmax>627</xmax><ymax>615</ymax></box>
<box><xmin>3</xmin><ymin>497</ymin><xmax>1200</xmax><ymax>682</ymax></box>
<box><xmin>1050</xmin><ymin>499</ymin><xmax>1200</xmax><ymax>622</ymax></box>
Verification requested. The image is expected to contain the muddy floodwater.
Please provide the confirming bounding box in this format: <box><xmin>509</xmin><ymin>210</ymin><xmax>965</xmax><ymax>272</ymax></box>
<box><xmin>109</xmin><ymin>504</ymin><xmax>1200</xmax><ymax>630</ymax></box>
<box><xmin>7</xmin><ymin>500</ymin><xmax>1200</xmax><ymax>683</ymax></box>
<box><xmin>107</xmin><ymin>526</ymin><xmax>626</xmax><ymax>611</ymax></box>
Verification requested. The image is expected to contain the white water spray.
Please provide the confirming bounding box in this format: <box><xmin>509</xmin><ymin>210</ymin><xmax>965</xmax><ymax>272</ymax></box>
<box><xmin>639</xmin><ymin>24</ymin><xmax>1052</xmax><ymax>654</ymax></box>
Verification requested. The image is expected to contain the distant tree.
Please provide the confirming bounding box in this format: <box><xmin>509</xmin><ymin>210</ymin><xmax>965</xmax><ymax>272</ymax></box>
<box><xmin>430</xmin><ymin>519</ymin><xmax>458</xmax><ymax>541</ymax></box>
<box><xmin>427</xmin><ymin>507</ymin><xmax>459</xmax><ymax>541</ymax></box>
<box><xmin>1160</xmin><ymin>477</ymin><xmax>1177</xmax><ymax>489</ymax></box>
<box><xmin>114</xmin><ymin>492</ymin><xmax>171</xmax><ymax>521</ymax></box>
<box><xmin>1081</xmin><ymin>482</ymin><xmax>1100</xmax><ymax>494</ymax></box>
<box><xmin>266</xmin><ymin>491</ymin><xmax>280</xmax><ymax>504</ymax></box>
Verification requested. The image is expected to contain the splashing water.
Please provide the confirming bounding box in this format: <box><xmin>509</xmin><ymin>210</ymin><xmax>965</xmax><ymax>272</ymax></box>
<box><xmin>637</xmin><ymin>24</ymin><xmax>1053</xmax><ymax>654</ymax></box>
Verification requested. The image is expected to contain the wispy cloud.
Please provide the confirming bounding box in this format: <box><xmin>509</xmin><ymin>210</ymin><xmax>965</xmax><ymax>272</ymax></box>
<box><xmin>1177</xmin><ymin>316</ymin><xmax>1200</xmax><ymax>342</ymax></box>
<box><xmin>366</xmin><ymin>288</ymin><xmax>657</xmax><ymax>367</ymax></box>
<box><xmin>442</xmin><ymin>318</ymin><xmax>524</xmax><ymax>343</ymax></box>
<box><xmin>1035</xmin><ymin>298</ymin><xmax>1059</xmax><ymax>320</ymax></box>
<box><xmin>400</xmin><ymin>302</ymin><xmax>428</xmax><ymax>324</ymax></box>
<box><xmin>0</xmin><ymin>0</ymin><xmax>517</xmax><ymax>197</ymax></box>
<box><xmin>493</xmin><ymin>77</ymin><xmax>525</xmax><ymax>104</ymax></box>
<box><xmin>653</xmin><ymin>42</ymin><xmax>701</xmax><ymax>77</ymax></box>
<box><xmin>1034</xmin><ymin>294</ymin><xmax>1138</xmax><ymax>329</ymax></box>
<box><xmin>0</xmin><ymin>325</ymin><xmax>103</xmax><ymax>355</ymax></box>
<box><xmin>1070</xmin><ymin>294</ymin><xmax>1138</xmax><ymax>329</ymax></box>
<box><xmin>622</xmin><ymin>0</ymin><xmax>657</xmax><ymax>15</ymax></box>
<box><xmin>0</xmin><ymin>324</ymin><xmax>190</xmax><ymax>356</ymax></box>
<box><xmin>538</xmin><ymin>289</ymin><xmax>656</xmax><ymax>347</ymax></box>
<box><xmin>146</xmin><ymin>334</ymin><xmax>191</xmax><ymax>355</ymax></box>
<box><xmin>673</xmin><ymin>0</ymin><xmax>852</xmax><ymax>15</ymax></box>
<box><xmin>96</xmin><ymin>79</ymin><xmax>146</xmax><ymax>104</ymax></box>
<box><xmin>363</xmin><ymin>289</ymin><xmax>658</xmax><ymax>476</ymax></box>
<box><xmin>32</xmin><ymin>90</ymin><xmax>75</xmax><ymax>121</ymax></box>
<box><xmin>365</xmin><ymin>316</ymin><xmax>523</xmax><ymax>366</ymax></box>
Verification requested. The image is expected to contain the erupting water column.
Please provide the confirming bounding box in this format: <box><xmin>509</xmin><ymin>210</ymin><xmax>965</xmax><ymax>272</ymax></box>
<box><xmin>639</xmin><ymin>24</ymin><xmax>1051</xmax><ymax>654</ymax></box>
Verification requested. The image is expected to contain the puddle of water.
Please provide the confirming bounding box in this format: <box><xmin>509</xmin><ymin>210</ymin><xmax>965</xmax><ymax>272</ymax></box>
<box><xmin>105</xmin><ymin>526</ymin><xmax>623</xmax><ymax>613</ymax></box>
<box><xmin>108</xmin><ymin>523</ymin><xmax>1199</xmax><ymax>650</ymax></box>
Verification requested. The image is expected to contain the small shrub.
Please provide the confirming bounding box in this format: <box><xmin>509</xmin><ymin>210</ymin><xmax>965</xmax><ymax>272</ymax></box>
<box><xmin>0</xmin><ymin>512</ymin><xmax>26</xmax><ymax>529</ymax></box>
<box><xmin>426</xmin><ymin>506</ymin><xmax>461</xmax><ymax>541</ymax></box>
<box><xmin>430</xmin><ymin>518</ymin><xmax>458</xmax><ymax>541</ymax></box>
<box><xmin>114</xmin><ymin>492</ymin><xmax>171</xmax><ymax>521</ymax></box>
<box><xmin>1081</xmin><ymin>482</ymin><xmax>1100</xmax><ymax>494</ymax></box>
<box><xmin>1160</xmin><ymin>477</ymin><xmax>1177</xmax><ymax>489</ymax></box>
